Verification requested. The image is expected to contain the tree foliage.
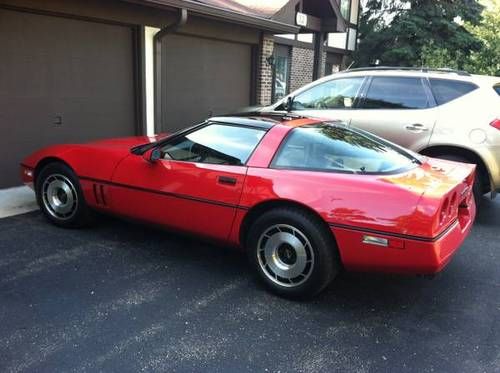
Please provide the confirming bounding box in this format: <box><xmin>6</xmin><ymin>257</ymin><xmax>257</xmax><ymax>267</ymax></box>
<box><xmin>354</xmin><ymin>0</ymin><xmax>484</xmax><ymax>69</ymax></box>
<box><xmin>465</xmin><ymin>0</ymin><xmax>500</xmax><ymax>75</ymax></box>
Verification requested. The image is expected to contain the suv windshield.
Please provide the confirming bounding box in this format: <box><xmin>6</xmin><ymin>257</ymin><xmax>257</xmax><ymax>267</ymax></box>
<box><xmin>272</xmin><ymin>123</ymin><xmax>419</xmax><ymax>174</ymax></box>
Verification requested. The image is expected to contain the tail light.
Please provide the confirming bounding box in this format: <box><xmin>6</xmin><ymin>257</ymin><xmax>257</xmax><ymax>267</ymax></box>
<box><xmin>439</xmin><ymin>197</ymin><xmax>449</xmax><ymax>226</ymax></box>
<box><xmin>491</xmin><ymin>118</ymin><xmax>500</xmax><ymax>130</ymax></box>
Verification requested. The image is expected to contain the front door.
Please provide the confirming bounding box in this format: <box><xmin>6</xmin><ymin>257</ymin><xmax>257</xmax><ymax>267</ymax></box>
<box><xmin>349</xmin><ymin>76</ymin><xmax>437</xmax><ymax>150</ymax></box>
<box><xmin>109</xmin><ymin>122</ymin><xmax>266</xmax><ymax>240</ymax></box>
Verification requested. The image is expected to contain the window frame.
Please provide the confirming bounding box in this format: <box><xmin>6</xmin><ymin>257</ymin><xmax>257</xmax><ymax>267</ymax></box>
<box><xmin>269</xmin><ymin>123</ymin><xmax>420</xmax><ymax>175</ymax></box>
<box><xmin>290</xmin><ymin>76</ymin><xmax>368</xmax><ymax>111</ymax></box>
<box><xmin>357</xmin><ymin>75</ymin><xmax>436</xmax><ymax>110</ymax></box>
<box><xmin>271</xmin><ymin>44</ymin><xmax>291</xmax><ymax>102</ymax></box>
<box><xmin>156</xmin><ymin>121</ymin><xmax>269</xmax><ymax>167</ymax></box>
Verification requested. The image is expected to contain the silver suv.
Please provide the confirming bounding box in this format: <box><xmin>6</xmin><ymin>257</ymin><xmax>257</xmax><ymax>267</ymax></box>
<box><xmin>266</xmin><ymin>67</ymin><xmax>500</xmax><ymax>204</ymax></box>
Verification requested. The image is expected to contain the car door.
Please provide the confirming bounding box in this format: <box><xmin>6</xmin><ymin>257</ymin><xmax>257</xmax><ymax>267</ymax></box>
<box><xmin>109</xmin><ymin>122</ymin><xmax>266</xmax><ymax>240</ymax></box>
<box><xmin>289</xmin><ymin>76</ymin><xmax>366</xmax><ymax>124</ymax></box>
<box><xmin>348</xmin><ymin>76</ymin><xmax>437</xmax><ymax>150</ymax></box>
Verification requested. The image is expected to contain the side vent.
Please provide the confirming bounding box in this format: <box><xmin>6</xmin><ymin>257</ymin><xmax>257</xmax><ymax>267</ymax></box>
<box><xmin>93</xmin><ymin>184</ymin><xmax>107</xmax><ymax>206</ymax></box>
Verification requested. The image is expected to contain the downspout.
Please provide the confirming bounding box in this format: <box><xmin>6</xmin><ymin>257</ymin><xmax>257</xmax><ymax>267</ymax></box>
<box><xmin>153</xmin><ymin>8</ymin><xmax>188</xmax><ymax>133</ymax></box>
<box><xmin>312</xmin><ymin>32</ymin><xmax>325</xmax><ymax>81</ymax></box>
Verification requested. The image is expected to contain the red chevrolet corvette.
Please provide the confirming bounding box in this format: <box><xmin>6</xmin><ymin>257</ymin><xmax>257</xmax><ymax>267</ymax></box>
<box><xmin>21</xmin><ymin>115</ymin><xmax>476</xmax><ymax>298</ymax></box>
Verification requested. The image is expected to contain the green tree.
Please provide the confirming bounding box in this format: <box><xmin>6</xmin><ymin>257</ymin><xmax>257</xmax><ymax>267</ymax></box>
<box><xmin>465</xmin><ymin>0</ymin><xmax>500</xmax><ymax>75</ymax></box>
<box><xmin>354</xmin><ymin>0</ymin><xmax>484</xmax><ymax>68</ymax></box>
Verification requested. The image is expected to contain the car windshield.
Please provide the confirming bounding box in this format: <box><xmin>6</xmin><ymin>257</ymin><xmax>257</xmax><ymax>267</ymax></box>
<box><xmin>272</xmin><ymin>123</ymin><xmax>419</xmax><ymax>174</ymax></box>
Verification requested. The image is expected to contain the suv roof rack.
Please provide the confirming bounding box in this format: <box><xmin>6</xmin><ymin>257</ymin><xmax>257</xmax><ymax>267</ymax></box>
<box><xmin>226</xmin><ymin>110</ymin><xmax>306</xmax><ymax>121</ymax></box>
<box><xmin>342</xmin><ymin>66</ymin><xmax>471</xmax><ymax>76</ymax></box>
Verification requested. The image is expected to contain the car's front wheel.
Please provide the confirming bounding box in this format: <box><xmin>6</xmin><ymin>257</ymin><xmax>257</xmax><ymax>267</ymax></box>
<box><xmin>247</xmin><ymin>208</ymin><xmax>340</xmax><ymax>299</ymax></box>
<box><xmin>36</xmin><ymin>162</ymin><xmax>92</xmax><ymax>228</ymax></box>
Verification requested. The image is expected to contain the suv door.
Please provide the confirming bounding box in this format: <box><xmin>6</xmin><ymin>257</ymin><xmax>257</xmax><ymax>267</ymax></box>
<box><xmin>288</xmin><ymin>76</ymin><xmax>366</xmax><ymax>124</ymax></box>
<box><xmin>349</xmin><ymin>76</ymin><xmax>437</xmax><ymax>150</ymax></box>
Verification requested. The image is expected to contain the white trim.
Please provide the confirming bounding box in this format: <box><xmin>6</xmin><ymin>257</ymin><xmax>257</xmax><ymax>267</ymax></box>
<box><xmin>144</xmin><ymin>26</ymin><xmax>160</xmax><ymax>136</ymax></box>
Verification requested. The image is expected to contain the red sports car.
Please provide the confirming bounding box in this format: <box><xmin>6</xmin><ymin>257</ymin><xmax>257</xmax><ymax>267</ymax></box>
<box><xmin>21</xmin><ymin>115</ymin><xmax>476</xmax><ymax>298</ymax></box>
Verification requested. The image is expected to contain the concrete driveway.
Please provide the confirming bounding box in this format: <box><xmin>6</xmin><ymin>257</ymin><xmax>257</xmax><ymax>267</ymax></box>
<box><xmin>0</xmin><ymin>199</ymin><xmax>499</xmax><ymax>373</ymax></box>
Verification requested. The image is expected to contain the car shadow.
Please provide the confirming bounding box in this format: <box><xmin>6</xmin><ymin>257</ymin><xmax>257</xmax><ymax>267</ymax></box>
<box><xmin>474</xmin><ymin>196</ymin><xmax>500</xmax><ymax>226</ymax></box>
<box><xmin>91</xmin><ymin>213</ymin><xmax>458</xmax><ymax>311</ymax></box>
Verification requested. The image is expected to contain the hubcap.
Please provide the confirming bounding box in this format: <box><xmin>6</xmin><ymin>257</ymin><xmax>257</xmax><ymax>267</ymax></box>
<box><xmin>42</xmin><ymin>174</ymin><xmax>78</xmax><ymax>220</ymax></box>
<box><xmin>257</xmin><ymin>224</ymin><xmax>314</xmax><ymax>288</ymax></box>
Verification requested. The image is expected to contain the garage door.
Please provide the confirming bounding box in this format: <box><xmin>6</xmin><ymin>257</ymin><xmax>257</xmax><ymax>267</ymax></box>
<box><xmin>161</xmin><ymin>34</ymin><xmax>252</xmax><ymax>132</ymax></box>
<box><xmin>0</xmin><ymin>9</ymin><xmax>136</xmax><ymax>188</ymax></box>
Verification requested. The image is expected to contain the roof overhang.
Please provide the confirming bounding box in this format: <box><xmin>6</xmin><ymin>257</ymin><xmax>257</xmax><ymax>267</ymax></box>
<box><xmin>122</xmin><ymin>0</ymin><xmax>300</xmax><ymax>33</ymax></box>
<box><xmin>271</xmin><ymin>0</ymin><xmax>347</xmax><ymax>33</ymax></box>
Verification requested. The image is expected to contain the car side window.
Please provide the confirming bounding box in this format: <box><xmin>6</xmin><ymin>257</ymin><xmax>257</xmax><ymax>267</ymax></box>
<box><xmin>361</xmin><ymin>77</ymin><xmax>429</xmax><ymax>109</ymax></box>
<box><xmin>429</xmin><ymin>78</ymin><xmax>478</xmax><ymax>105</ymax></box>
<box><xmin>292</xmin><ymin>77</ymin><xmax>365</xmax><ymax>110</ymax></box>
<box><xmin>494</xmin><ymin>84</ymin><xmax>500</xmax><ymax>96</ymax></box>
<box><xmin>160</xmin><ymin>124</ymin><xmax>265</xmax><ymax>166</ymax></box>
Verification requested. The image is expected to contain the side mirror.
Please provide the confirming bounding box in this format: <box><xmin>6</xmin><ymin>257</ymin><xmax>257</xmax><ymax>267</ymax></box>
<box><xmin>285</xmin><ymin>96</ymin><xmax>294</xmax><ymax>112</ymax></box>
<box><xmin>143</xmin><ymin>148</ymin><xmax>161</xmax><ymax>163</ymax></box>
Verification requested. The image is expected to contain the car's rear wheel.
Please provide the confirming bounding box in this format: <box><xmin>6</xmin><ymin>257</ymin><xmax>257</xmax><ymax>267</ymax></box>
<box><xmin>36</xmin><ymin>162</ymin><xmax>92</xmax><ymax>228</ymax></box>
<box><xmin>247</xmin><ymin>207</ymin><xmax>340</xmax><ymax>299</ymax></box>
<box><xmin>433</xmin><ymin>155</ymin><xmax>484</xmax><ymax>206</ymax></box>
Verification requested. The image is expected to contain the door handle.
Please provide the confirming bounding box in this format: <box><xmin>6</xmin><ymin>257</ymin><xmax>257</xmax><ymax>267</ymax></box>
<box><xmin>405</xmin><ymin>123</ymin><xmax>429</xmax><ymax>132</ymax></box>
<box><xmin>217</xmin><ymin>176</ymin><xmax>237</xmax><ymax>185</ymax></box>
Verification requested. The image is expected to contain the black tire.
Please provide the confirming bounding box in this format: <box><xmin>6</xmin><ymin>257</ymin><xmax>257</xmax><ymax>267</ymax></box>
<box><xmin>433</xmin><ymin>155</ymin><xmax>484</xmax><ymax>206</ymax></box>
<box><xmin>246</xmin><ymin>207</ymin><xmax>340</xmax><ymax>299</ymax></box>
<box><xmin>35</xmin><ymin>162</ymin><xmax>92</xmax><ymax>228</ymax></box>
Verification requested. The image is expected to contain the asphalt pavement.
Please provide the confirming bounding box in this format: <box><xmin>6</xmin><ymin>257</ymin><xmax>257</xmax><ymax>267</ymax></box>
<box><xmin>0</xmin><ymin>198</ymin><xmax>499</xmax><ymax>373</ymax></box>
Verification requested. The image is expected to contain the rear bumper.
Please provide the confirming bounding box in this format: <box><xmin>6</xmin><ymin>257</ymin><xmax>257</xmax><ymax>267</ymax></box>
<box><xmin>332</xmin><ymin>201</ymin><xmax>476</xmax><ymax>275</ymax></box>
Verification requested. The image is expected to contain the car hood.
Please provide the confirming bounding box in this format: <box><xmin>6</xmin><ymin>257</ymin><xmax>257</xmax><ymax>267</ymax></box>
<box><xmin>22</xmin><ymin>134</ymin><xmax>170</xmax><ymax>182</ymax></box>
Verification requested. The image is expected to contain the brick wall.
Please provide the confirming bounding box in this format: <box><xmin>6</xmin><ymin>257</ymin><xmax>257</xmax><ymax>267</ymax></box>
<box><xmin>289</xmin><ymin>46</ymin><xmax>314</xmax><ymax>92</ymax></box>
<box><xmin>256</xmin><ymin>33</ymin><xmax>274</xmax><ymax>106</ymax></box>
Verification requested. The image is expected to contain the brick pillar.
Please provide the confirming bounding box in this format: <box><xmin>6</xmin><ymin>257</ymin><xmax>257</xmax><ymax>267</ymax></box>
<box><xmin>256</xmin><ymin>33</ymin><xmax>274</xmax><ymax>106</ymax></box>
<box><xmin>289</xmin><ymin>46</ymin><xmax>314</xmax><ymax>92</ymax></box>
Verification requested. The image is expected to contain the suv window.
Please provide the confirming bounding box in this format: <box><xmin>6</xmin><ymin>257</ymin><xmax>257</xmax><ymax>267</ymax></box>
<box><xmin>361</xmin><ymin>77</ymin><xmax>429</xmax><ymax>109</ymax></box>
<box><xmin>160</xmin><ymin>123</ymin><xmax>265</xmax><ymax>165</ymax></box>
<box><xmin>429</xmin><ymin>78</ymin><xmax>478</xmax><ymax>105</ymax></box>
<box><xmin>291</xmin><ymin>77</ymin><xmax>364</xmax><ymax>110</ymax></box>
<box><xmin>493</xmin><ymin>84</ymin><xmax>500</xmax><ymax>96</ymax></box>
<box><xmin>272</xmin><ymin>123</ymin><xmax>417</xmax><ymax>174</ymax></box>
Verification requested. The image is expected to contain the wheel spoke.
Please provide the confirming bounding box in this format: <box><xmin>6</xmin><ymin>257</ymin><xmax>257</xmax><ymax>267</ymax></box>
<box><xmin>256</xmin><ymin>223</ymin><xmax>315</xmax><ymax>289</ymax></box>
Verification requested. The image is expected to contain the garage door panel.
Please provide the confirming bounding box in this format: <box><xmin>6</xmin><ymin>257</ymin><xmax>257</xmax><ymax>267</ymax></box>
<box><xmin>161</xmin><ymin>34</ymin><xmax>251</xmax><ymax>132</ymax></box>
<box><xmin>0</xmin><ymin>9</ymin><xmax>136</xmax><ymax>188</ymax></box>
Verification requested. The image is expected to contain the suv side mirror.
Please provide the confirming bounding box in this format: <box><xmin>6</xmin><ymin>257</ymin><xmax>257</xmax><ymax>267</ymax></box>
<box><xmin>285</xmin><ymin>96</ymin><xmax>294</xmax><ymax>112</ymax></box>
<box><xmin>143</xmin><ymin>147</ymin><xmax>161</xmax><ymax>163</ymax></box>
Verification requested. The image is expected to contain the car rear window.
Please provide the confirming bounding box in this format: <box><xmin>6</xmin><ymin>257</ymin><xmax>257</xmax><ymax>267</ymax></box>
<box><xmin>272</xmin><ymin>123</ymin><xmax>418</xmax><ymax>174</ymax></box>
<box><xmin>429</xmin><ymin>78</ymin><xmax>478</xmax><ymax>105</ymax></box>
